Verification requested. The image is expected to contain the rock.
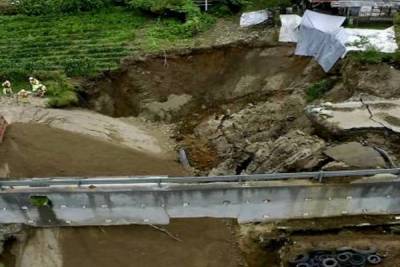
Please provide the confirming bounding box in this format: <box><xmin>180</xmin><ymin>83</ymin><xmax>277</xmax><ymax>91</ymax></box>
<box><xmin>324</xmin><ymin>142</ymin><xmax>386</xmax><ymax>168</ymax></box>
<box><xmin>245</xmin><ymin>130</ymin><xmax>326</xmax><ymax>173</ymax></box>
<box><xmin>195</xmin><ymin>96</ymin><xmax>320</xmax><ymax>174</ymax></box>
<box><xmin>343</xmin><ymin>63</ymin><xmax>400</xmax><ymax>98</ymax></box>
<box><xmin>321</xmin><ymin>161</ymin><xmax>351</xmax><ymax>171</ymax></box>
<box><xmin>140</xmin><ymin>94</ymin><xmax>192</xmax><ymax>122</ymax></box>
<box><xmin>232</xmin><ymin>75</ymin><xmax>258</xmax><ymax>98</ymax></box>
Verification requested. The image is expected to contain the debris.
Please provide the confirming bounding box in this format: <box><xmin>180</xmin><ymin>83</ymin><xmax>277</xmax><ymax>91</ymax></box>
<box><xmin>240</xmin><ymin>9</ymin><xmax>270</xmax><ymax>27</ymax></box>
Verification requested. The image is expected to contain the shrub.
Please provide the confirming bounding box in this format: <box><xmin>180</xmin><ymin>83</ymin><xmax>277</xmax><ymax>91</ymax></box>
<box><xmin>10</xmin><ymin>0</ymin><xmax>111</xmax><ymax>15</ymax></box>
<box><xmin>129</xmin><ymin>0</ymin><xmax>196</xmax><ymax>15</ymax></box>
<box><xmin>45</xmin><ymin>73</ymin><xmax>79</xmax><ymax>107</ymax></box>
<box><xmin>10</xmin><ymin>0</ymin><xmax>58</xmax><ymax>15</ymax></box>
<box><xmin>306</xmin><ymin>79</ymin><xmax>335</xmax><ymax>102</ymax></box>
<box><xmin>351</xmin><ymin>47</ymin><xmax>385</xmax><ymax>64</ymax></box>
<box><xmin>59</xmin><ymin>0</ymin><xmax>110</xmax><ymax>13</ymax></box>
<box><xmin>240</xmin><ymin>0</ymin><xmax>291</xmax><ymax>10</ymax></box>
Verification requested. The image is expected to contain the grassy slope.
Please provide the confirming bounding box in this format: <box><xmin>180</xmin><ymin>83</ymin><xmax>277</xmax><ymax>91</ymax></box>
<box><xmin>0</xmin><ymin>8</ymin><xmax>169</xmax><ymax>74</ymax></box>
<box><xmin>0</xmin><ymin>7</ymin><xmax>215</xmax><ymax>106</ymax></box>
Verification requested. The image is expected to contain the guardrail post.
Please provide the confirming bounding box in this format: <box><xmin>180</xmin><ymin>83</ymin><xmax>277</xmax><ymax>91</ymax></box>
<box><xmin>317</xmin><ymin>170</ymin><xmax>324</xmax><ymax>183</ymax></box>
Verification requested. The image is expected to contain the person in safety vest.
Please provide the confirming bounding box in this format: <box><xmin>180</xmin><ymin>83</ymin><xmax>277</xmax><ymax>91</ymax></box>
<box><xmin>2</xmin><ymin>80</ymin><xmax>13</xmax><ymax>96</ymax></box>
<box><xmin>29</xmin><ymin>77</ymin><xmax>47</xmax><ymax>97</ymax></box>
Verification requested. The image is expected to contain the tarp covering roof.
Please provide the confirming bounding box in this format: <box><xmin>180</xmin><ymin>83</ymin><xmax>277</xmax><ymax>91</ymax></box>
<box><xmin>295</xmin><ymin>10</ymin><xmax>347</xmax><ymax>72</ymax></box>
<box><xmin>300</xmin><ymin>10</ymin><xmax>346</xmax><ymax>33</ymax></box>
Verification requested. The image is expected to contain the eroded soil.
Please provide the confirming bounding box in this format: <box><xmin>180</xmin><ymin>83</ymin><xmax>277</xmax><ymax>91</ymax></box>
<box><xmin>0</xmin><ymin>123</ymin><xmax>186</xmax><ymax>178</ymax></box>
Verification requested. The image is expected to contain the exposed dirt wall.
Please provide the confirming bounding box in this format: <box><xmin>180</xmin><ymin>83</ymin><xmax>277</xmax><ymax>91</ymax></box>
<box><xmin>84</xmin><ymin>44</ymin><xmax>316</xmax><ymax>117</ymax></box>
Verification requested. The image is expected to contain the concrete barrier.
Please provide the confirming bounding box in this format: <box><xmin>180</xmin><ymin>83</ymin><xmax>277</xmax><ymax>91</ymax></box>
<box><xmin>0</xmin><ymin>169</ymin><xmax>399</xmax><ymax>226</ymax></box>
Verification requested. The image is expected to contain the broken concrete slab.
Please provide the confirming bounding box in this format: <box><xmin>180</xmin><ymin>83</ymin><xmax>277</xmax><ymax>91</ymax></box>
<box><xmin>324</xmin><ymin>142</ymin><xmax>386</xmax><ymax>168</ymax></box>
<box><xmin>306</xmin><ymin>98</ymin><xmax>400</xmax><ymax>134</ymax></box>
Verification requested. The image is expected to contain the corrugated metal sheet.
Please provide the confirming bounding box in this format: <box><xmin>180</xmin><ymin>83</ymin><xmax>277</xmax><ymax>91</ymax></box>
<box><xmin>331</xmin><ymin>0</ymin><xmax>400</xmax><ymax>7</ymax></box>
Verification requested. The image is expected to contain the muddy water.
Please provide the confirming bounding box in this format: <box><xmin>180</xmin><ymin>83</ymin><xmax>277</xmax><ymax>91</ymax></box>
<box><xmin>15</xmin><ymin>219</ymin><xmax>243</xmax><ymax>267</ymax></box>
<box><xmin>0</xmin><ymin>123</ymin><xmax>187</xmax><ymax>178</ymax></box>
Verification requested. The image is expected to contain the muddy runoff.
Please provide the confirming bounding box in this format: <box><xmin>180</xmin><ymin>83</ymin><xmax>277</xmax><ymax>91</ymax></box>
<box><xmin>1</xmin><ymin>215</ymin><xmax>400</xmax><ymax>267</ymax></box>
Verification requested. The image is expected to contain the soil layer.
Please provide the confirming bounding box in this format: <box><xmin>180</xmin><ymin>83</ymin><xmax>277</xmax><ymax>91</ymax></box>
<box><xmin>60</xmin><ymin>219</ymin><xmax>243</xmax><ymax>267</ymax></box>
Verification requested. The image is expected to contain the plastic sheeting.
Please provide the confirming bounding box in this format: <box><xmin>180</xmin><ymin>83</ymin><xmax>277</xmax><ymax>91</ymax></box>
<box><xmin>345</xmin><ymin>27</ymin><xmax>398</xmax><ymax>53</ymax></box>
<box><xmin>295</xmin><ymin>10</ymin><xmax>347</xmax><ymax>72</ymax></box>
<box><xmin>279</xmin><ymin>10</ymin><xmax>398</xmax><ymax>72</ymax></box>
<box><xmin>279</xmin><ymin>15</ymin><xmax>302</xmax><ymax>42</ymax></box>
<box><xmin>240</xmin><ymin>10</ymin><xmax>269</xmax><ymax>27</ymax></box>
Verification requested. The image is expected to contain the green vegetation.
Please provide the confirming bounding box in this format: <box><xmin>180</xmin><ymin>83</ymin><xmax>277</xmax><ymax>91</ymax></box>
<box><xmin>30</xmin><ymin>195</ymin><xmax>51</xmax><ymax>207</ymax></box>
<box><xmin>240</xmin><ymin>0</ymin><xmax>291</xmax><ymax>10</ymax></box>
<box><xmin>0</xmin><ymin>1</ymin><xmax>219</xmax><ymax>106</ymax></box>
<box><xmin>306</xmin><ymin>79</ymin><xmax>335</xmax><ymax>102</ymax></box>
<box><xmin>10</xmin><ymin>0</ymin><xmax>112</xmax><ymax>15</ymax></box>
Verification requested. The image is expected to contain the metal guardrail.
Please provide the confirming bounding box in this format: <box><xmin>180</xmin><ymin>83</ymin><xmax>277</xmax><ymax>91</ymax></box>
<box><xmin>1</xmin><ymin>168</ymin><xmax>399</xmax><ymax>188</ymax></box>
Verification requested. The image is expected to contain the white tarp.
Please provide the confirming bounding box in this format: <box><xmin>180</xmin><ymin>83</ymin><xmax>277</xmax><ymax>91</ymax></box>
<box><xmin>295</xmin><ymin>10</ymin><xmax>347</xmax><ymax>72</ymax></box>
<box><xmin>279</xmin><ymin>15</ymin><xmax>302</xmax><ymax>42</ymax></box>
<box><xmin>345</xmin><ymin>27</ymin><xmax>398</xmax><ymax>53</ymax></box>
<box><xmin>300</xmin><ymin>10</ymin><xmax>346</xmax><ymax>33</ymax></box>
<box><xmin>240</xmin><ymin>10</ymin><xmax>269</xmax><ymax>27</ymax></box>
<box><xmin>280</xmin><ymin>10</ymin><xmax>398</xmax><ymax>72</ymax></box>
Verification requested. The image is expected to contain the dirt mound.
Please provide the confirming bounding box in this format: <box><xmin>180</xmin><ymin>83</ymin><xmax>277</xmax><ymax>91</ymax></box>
<box><xmin>0</xmin><ymin>123</ymin><xmax>186</xmax><ymax>178</ymax></box>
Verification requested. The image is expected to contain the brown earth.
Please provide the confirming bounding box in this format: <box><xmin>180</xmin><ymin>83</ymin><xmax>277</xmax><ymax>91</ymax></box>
<box><xmin>0</xmin><ymin>123</ymin><xmax>187</xmax><ymax>178</ymax></box>
<box><xmin>84</xmin><ymin>44</ymin><xmax>315</xmax><ymax>118</ymax></box>
<box><xmin>60</xmin><ymin>219</ymin><xmax>243</xmax><ymax>267</ymax></box>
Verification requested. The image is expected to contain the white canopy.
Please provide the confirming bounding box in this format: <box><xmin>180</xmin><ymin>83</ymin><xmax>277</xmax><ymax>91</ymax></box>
<box><xmin>279</xmin><ymin>15</ymin><xmax>302</xmax><ymax>42</ymax></box>
<box><xmin>295</xmin><ymin>10</ymin><xmax>347</xmax><ymax>72</ymax></box>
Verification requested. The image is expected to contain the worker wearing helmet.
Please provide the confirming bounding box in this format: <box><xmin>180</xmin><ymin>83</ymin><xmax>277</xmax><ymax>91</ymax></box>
<box><xmin>29</xmin><ymin>77</ymin><xmax>47</xmax><ymax>97</ymax></box>
<box><xmin>2</xmin><ymin>80</ymin><xmax>13</xmax><ymax>96</ymax></box>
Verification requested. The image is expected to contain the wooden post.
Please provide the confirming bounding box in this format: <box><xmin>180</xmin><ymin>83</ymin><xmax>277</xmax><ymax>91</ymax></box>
<box><xmin>205</xmin><ymin>0</ymin><xmax>208</xmax><ymax>11</ymax></box>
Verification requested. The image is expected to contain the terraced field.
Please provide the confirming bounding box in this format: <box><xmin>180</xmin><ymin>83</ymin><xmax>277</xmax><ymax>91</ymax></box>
<box><xmin>0</xmin><ymin>7</ymin><xmax>147</xmax><ymax>75</ymax></box>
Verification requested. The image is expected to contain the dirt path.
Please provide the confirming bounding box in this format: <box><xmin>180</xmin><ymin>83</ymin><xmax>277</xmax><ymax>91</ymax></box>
<box><xmin>0</xmin><ymin>123</ymin><xmax>186</xmax><ymax>178</ymax></box>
